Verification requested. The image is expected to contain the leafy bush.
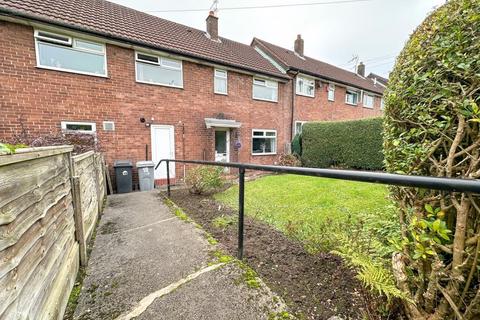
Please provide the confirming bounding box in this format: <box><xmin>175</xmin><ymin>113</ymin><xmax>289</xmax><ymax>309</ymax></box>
<box><xmin>384</xmin><ymin>0</ymin><xmax>480</xmax><ymax>318</ymax></box>
<box><xmin>291</xmin><ymin>133</ymin><xmax>302</xmax><ymax>156</ymax></box>
<box><xmin>0</xmin><ymin>143</ymin><xmax>28</xmax><ymax>154</ymax></box>
<box><xmin>277</xmin><ymin>153</ymin><xmax>301</xmax><ymax>167</ymax></box>
<box><xmin>301</xmin><ymin>118</ymin><xmax>383</xmax><ymax>170</ymax></box>
<box><xmin>185</xmin><ymin>166</ymin><xmax>225</xmax><ymax>195</ymax></box>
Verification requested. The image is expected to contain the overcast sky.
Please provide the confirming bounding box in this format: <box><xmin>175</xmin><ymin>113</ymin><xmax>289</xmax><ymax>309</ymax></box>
<box><xmin>109</xmin><ymin>0</ymin><xmax>446</xmax><ymax>78</ymax></box>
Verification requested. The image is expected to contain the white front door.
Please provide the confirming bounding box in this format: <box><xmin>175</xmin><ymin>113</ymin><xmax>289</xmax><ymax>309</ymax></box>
<box><xmin>151</xmin><ymin>125</ymin><xmax>175</xmax><ymax>180</ymax></box>
<box><xmin>215</xmin><ymin>129</ymin><xmax>229</xmax><ymax>163</ymax></box>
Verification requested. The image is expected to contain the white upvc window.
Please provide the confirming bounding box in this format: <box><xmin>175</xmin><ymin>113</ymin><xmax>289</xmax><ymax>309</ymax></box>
<box><xmin>363</xmin><ymin>92</ymin><xmax>374</xmax><ymax>108</ymax></box>
<box><xmin>345</xmin><ymin>89</ymin><xmax>359</xmax><ymax>105</ymax></box>
<box><xmin>253</xmin><ymin>78</ymin><xmax>278</xmax><ymax>102</ymax></box>
<box><xmin>294</xmin><ymin>121</ymin><xmax>307</xmax><ymax>135</ymax></box>
<box><xmin>214</xmin><ymin>69</ymin><xmax>228</xmax><ymax>95</ymax></box>
<box><xmin>252</xmin><ymin>130</ymin><xmax>277</xmax><ymax>155</ymax></box>
<box><xmin>35</xmin><ymin>30</ymin><xmax>107</xmax><ymax>77</ymax></box>
<box><xmin>327</xmin><ymin>83</ymin><xmax>335</xmax><ymax>101</ymax></box>
<box><xmin>296</xmin><ymin>75</ymin><xmax>315</xmax><ymax>97</ymax></box>
<box><xmin>61</xmin><ymin>121</ymin><xmax>96</xmax><ymax>134</ymax></box>
<box><xmin>135</xmin><ymin>52</ymin><xmax>183</xmax><ymax>88</ymax></box>
<box><xmin>380</xmin><ymin>98</ymin><xmax>385</xmax><ymax>110</ymax></box>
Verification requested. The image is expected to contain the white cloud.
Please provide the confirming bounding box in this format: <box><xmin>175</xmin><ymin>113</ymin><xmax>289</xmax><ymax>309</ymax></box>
<box><xmin>110</xmin><ymin>0</ymin><xmax>446</xmax><ymax>78</ymax></box>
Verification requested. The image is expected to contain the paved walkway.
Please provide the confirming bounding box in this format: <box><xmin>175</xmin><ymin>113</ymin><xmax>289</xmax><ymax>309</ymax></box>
<box><xmin>74</xmin><ymin>191</ymin><xmax>288</xmax><ymax>320</ymax></box>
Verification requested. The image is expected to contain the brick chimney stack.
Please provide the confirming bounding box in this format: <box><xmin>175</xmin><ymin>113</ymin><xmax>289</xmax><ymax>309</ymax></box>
<box><xmin>294</xmin><ymin>34</ymin><xmax>304</xmax><ymax>57</ymax></box>
<box><xmin>357</xmin><ymin>62</ymin><xmax>365</xmax><ymax>77</ymax></box>
<box><xmin>206</xmin><ymin>11</ymin><xmax>218</xmax><ymax>41</ymax></box>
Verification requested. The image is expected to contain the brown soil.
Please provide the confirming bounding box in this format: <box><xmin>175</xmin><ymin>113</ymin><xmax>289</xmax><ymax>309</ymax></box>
<box><xmin>166</xmin><ymin>189</ymin><xmax>380</xmax><ymax>320</ymax></box>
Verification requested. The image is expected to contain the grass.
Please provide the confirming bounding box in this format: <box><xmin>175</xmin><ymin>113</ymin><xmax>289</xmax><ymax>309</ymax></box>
<box><xmin>215</xmin><ymin>174</ymin><xmax>399</xmax><ymax>255</ymax></box>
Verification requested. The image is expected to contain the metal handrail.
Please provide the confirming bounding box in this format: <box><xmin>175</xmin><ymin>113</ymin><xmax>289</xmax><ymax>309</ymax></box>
<box><xmin>155</xmin><ymin>159</ymin><xmax>480</xmax><ymax>259</ymax></box>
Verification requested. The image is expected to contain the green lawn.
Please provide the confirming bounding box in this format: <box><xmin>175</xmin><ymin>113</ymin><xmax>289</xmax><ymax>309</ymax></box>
<box><xmin>215</xmin><ymin>174</ymin><xmax>399</xmax><ymax>256</ymax></box>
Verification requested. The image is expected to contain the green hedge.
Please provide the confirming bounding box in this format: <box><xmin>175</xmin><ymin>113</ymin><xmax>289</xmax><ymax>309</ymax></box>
<box><xmin>301</xmin><ymin>118</ymin><xmax>384</xmax><ymax>170</ymax></box>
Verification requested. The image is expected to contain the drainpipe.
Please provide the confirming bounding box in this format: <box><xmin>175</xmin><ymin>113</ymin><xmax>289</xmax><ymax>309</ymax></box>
<box><xmin>290</xmin><ymin>70</ymin><xmax>299</xmax><ymax>141</ymax></box>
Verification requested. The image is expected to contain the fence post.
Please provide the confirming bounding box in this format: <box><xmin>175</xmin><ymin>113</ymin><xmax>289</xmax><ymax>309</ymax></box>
<box><xmin>166</xmin><ymin>160</ymin><xmax>171</xmax><ymax>197</ymax></box>
<box><xmin>238</xmin><ymin>167</ymin><xmax>245</xmax><ymax>260</ymax></box>
<box><xmin>72</xmin><ymin>176</ymin><xmax>87</xmax><ymax>266</ymax></box>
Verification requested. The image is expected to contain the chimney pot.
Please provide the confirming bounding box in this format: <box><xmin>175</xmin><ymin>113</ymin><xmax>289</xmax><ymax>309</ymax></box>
<box><xmin>206</xmin><ymin>11</ymin><xmax>219</xmax><ymax>41</ymax></box>
<box><xmin>357</xmin><ymin>62</ymin><xmax>365</xmax><ymax>77</ymax></box>
<box><xmin>294</xmin><ymin>34</ymin><xmax>304</xmax><ymax>57</ymax></box>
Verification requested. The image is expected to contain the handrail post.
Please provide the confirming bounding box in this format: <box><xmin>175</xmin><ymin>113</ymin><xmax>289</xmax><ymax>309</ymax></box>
<box><xmin>166</xmin><ymin>160</ymin><xmax>171</xmax><ymax>197</ymax></box>
<box><xmin>238</xmin><ymin>167</ymin><xmax>245</xmax><ymax>260</ymax></box>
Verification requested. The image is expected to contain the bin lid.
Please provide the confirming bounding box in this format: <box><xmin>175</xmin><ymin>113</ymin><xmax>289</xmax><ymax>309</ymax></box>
<box><xmin>114</xmin><ymin>160</ymin><xmax>133</xmax><ymax>167</ymax></box>
<box><xmin>136</xmin><ymin>160</ymin><xmax>155</xmax><ymax>168</ymax></box>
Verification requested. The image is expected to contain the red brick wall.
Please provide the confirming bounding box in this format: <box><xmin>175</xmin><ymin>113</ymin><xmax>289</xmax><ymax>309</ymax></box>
<box><xmin>0</xmin><ymin>22</ymin><xmax>291</xmax><ymax>186</ymax></box>
<box><xmin>292</xmin><ymin>78</ymin><xmax>383</xmax><ymax>127</ymax></box>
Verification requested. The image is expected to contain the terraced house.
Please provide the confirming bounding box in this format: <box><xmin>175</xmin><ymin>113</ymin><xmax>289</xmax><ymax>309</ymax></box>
<box><xmin>0</xmin><ymin>0</ymin><xmax>385</xmax><ymax>185</ymax></box>
<box><xmin>252</xmin><ymin>36</ymin><xmax>385</xmax><ymax>136</ymax></box>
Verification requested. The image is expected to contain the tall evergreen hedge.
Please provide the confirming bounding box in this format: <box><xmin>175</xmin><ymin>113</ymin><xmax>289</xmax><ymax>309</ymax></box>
<box><xmin>301</xmin><ymin>118</ymin><xmax>383</xmax><ymax>170</ymax></box>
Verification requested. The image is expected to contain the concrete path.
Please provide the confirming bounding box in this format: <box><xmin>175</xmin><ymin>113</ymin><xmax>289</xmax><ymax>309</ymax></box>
<box><xmin>73</xmin><ymin>191</ymin><xmax>288</xmax><ymax>320</ymax></box>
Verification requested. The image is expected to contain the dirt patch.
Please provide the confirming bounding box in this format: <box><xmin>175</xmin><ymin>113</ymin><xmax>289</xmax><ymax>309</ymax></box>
<box><xmin>166</xmin><ymin>189</ymin><xmax>377</xmax><ymax>320</ymax></box>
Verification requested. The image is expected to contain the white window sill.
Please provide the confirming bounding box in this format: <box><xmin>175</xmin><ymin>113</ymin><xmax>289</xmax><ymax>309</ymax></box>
<box><xmin>328</xmin><ymin>98</ymin><xmax>335</xmax><ymax>102</ymax></box>
<box><xmin>295</xmin><ymin>92</ymin><xmax>315</xmax><ymax>98</ymax></box>
<box><xmin>214</xmin><ymin>91</ymin><xmax>228</xmax><ymax>95</ymax></box>
<box><xmin>136</xmin><ymin>79</ymin><xmax>183</xmax><ymax>89</ymax></box>
<box><xmin>363</xmin><ymin>105</ymin><xmax>374</xmax><ymax>109</ymax></box>
<box><xmin>251</xmin><ymin>152</ymin><xmax>277</xmax><ymax>156</ymax></box>
<box><xmin>36</xmin><ymin>65</ymin><xmax>108</xmax><ymax>78</ymax></box>
<box><xmin>253</xmin><ymin>97</ymin><xmax>278</xmax><ymax>103</ymax></box>
<box><xmin>345</xmin><ymin>102</ymin><xmax>358</xmax><ymax>106</ymax></box>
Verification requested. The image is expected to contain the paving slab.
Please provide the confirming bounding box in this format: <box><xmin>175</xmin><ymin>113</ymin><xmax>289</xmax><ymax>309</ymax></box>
<box><xmin>73</xmin><ymin>191</ymin><xmax>288</xmax><ymax>320</ymax></box>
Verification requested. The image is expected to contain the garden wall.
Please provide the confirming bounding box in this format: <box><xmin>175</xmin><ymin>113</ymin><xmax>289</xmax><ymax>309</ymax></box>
<box><xmin>0</xmin><ymin>146</ymin><xmax>106</xmax><ymax>320</ymax></box>
<box><xmin>301</xmin><ymin>117</ymin><xmax>384</xmax><ymax>170</ymax></box>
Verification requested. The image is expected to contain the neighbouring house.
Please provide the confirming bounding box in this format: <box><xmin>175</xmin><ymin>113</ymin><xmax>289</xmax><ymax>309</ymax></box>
<box><xmin>252</xmin><ymin>36</ymin><xmax>385</xmax><ymax>137</ymax></box>
<box><xmin>367</xmin><ymin>73</ymin><xmax>389</xmax><ymax>88</ymax></box>
<box><xmin>0</xmin><ymin>0</ymin><xmax>386</xmax><ymax>188</ymax></box>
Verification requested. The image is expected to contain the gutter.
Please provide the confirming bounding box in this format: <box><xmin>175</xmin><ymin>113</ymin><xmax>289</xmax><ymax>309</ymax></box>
<box><xmin>0</xmin><ymin>8</ymin><xmax>290</xmax><ymax>81</ymax></box>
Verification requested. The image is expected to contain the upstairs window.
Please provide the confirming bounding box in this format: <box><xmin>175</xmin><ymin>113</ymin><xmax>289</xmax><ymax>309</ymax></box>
<box><xmin>135</xmin><ymin>52</ymin><xmax>183</xmax><ymax>88</ymax></box>
<box><xmin>363</xmin><ymin>93</ymin><xmax>374</xmax><ymax>108</ymax></box>
<box><xmin>345</xmin><ymin>89</ymin><xmax>359</xmax><ymax>105</ymax></box>
<box><xmin>327</xmin><ymin>83</ymin><xmax>335</xmax><ymax>101</ymax></box>
<box><xmin>35</xmin><ymin>30</ymin><xmax>107</xmax><ymax>76</ymax></box>
<box><xmin>252</xmin><ymin>130</ymin><xmax>277</xmax><ymax>155</ymax></box>
<box><xmin>214</xmin><ymin>69</ymin><xmax>228</xmax><ymax>94</ymax></box>
<box><xmin>380</xmin><ymin>98</ymin><xmax>385</xmax><ymax>109</ymax></box>
<box><xmin>296</xmin><ymin>76</ymin><xmax>315</xmax><ymax>97</ymax></box>
<box><xmin>253</xmin><ymin>78</ymin><xmax>278</xmax><ymax>102</ymax></box>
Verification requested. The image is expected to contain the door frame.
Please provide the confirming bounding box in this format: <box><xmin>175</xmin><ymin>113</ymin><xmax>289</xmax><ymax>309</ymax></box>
<box><xmin>151</xmin><ymin>124</ymin><xmax>175</xmax><ymax>179</ymax></box>
<box><xmin>214</xmin><ymin>128</ymin><xmax>230</xmax><ymax>163</ymax></box>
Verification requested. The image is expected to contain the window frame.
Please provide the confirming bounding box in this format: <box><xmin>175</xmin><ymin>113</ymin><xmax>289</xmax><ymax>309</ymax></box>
<box><xmin>135</xmin><ymin>51</ymin><xmax>184</xmax><ymax>88</ymax></box>
<box><xmin>327</xmin><ymin>83</ymin><xmax>335</xmax><ymax>101</ymax></box>
<box><xmin>252</xmin><ymin>77</ymin><xmax>278</xmax><ymax>102</ymax></box>
<box><xmin>380</xmin><ymin>98</ymin><xmax>385</xmax><ymax>110</ymax></box>
<box><xmin>345</xmin><ymin>88</ymin><xmax>359</xmax><ymax>106</ymax></box>
<box><xmin>214</xmin><ymin>68</ymin><xmax>228</xmax><ymax>95</ymax></box>
<box><xmin>34</xmin><ymin>29</ymin><xmax>108</xmax><ymax>77</ymax></box>
<box><xmin>251</xmin><ymin>129</ymin><xmax>277</xmax><ymax>155</ymax></box>
<box><xmin>294</xmin><ymin>121</ymin><xmax>307</xmax><ymax>135</ymax></box>
<box><xmin>61</xmin><ymin>121</ymin><xmax>97</xmax><ymax>134</ymax></box>
<box><xmin>295</xmin><ymin>75</ymin><xmax>315</xmax><ymax>97</ymax></box>
<box><xmin>363</xmin><ymin>92</ymin><xmax>374</xmax><ymax>109</ymax></box>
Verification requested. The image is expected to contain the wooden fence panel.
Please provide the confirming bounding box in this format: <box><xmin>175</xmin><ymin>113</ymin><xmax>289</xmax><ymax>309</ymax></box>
<box><xmin>0</xmin><ymin>146</ymin><xmax>78</xmax><ymax>320</ymax></box>
<box><xmin>72</xmin><ymin>151</ymin><xmax>106</xmax><ymax>266</ymax></box>
<box><xmin>0</xmin><ymin>146</ymin><xmax>107</xmax><ymax>320</ymax></box>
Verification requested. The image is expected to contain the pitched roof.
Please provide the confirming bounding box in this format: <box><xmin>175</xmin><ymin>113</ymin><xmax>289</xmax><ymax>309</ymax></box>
<box><xmin>252</xmin><ymin>38</ymin><xmax>384</xmax><ymax>94</ymax></box>
<box><xmin>367</xmin><ymin>73</ymin><xmax>389</xmax><ymax>87</ymax></box>
<box><xmin>0</xmin><ymin>0</ymin><xmax>288</xmax><ymax>79</ymax></box>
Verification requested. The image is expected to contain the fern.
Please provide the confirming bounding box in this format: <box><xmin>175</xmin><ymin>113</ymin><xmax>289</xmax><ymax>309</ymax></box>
<box><xmin>332</xmin><ymin>235</ymin><xmax>410</xmax><ymax>302</ymax></box>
